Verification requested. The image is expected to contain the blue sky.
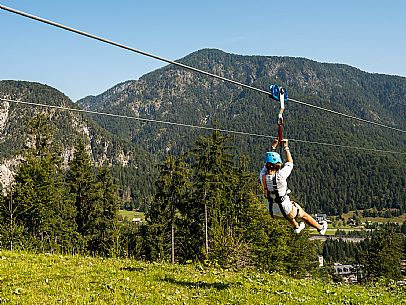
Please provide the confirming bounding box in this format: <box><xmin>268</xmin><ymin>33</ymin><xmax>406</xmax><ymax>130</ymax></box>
<box><xmin>1</xmin><ymin>0</ymin><xmax>405</xmax><ymax>101</ymax></box>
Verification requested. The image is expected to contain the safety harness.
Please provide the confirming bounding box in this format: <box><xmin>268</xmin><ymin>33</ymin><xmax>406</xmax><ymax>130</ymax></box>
<box><xmin>266</xmin><ymin>173</ymin><xmax>289</xmax><ymax>219</ymax></box>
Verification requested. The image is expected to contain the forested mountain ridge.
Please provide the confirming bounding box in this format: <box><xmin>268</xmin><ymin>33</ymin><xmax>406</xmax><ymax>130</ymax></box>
<box><xmin>0</xmin><ymin>80</ymin><xmax>156</xmax><ymax>208</ymax></box>
<box><xmin>78</xmin><ymin>49</ymin><xmax>406</xmax><ymax>215</ymax></box>
<box><xmin>79</xmin><ymin>49</ymin><xmax>405</xmax><ymax>130</ymax></box>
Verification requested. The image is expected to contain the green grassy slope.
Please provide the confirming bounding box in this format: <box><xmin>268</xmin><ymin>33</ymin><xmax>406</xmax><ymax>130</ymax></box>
<box><xmin>0</xmin><ymin>251</ymin><xmax>404</xmax><ymax>304</ymax></box>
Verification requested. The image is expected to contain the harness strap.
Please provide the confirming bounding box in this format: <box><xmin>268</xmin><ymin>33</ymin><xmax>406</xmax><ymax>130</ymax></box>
<box><xmin>266</xmin><ymin>193</ymin><xmax>274</xmax><ymax>218</ymax></box>
<box><xmin>272</xmin><ymin>174</ymin><xmax>289</xmax><ymax>220</ymax></box>
<box><xmin>277</xmin><ymin>87</ymin><xmax>285</xmax><ymax>161</ymax></box>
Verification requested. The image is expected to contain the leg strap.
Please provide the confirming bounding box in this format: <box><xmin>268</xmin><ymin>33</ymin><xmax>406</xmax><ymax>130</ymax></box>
<box><xmin>266</xmin><ymin>196</ymin><xmax>274</xmax><ymax>218</ymax></box>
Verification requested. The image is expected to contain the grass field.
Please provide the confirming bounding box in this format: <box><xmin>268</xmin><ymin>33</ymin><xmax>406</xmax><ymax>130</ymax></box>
<box><xmin>306</xmin><ymin>210</ymin><xmax>406</xmax><ymax>236</ymax></box>
<box><xmin>308</xmin><ymin>228</ymin><xmax>337</xmax><ymax>236</ymax></box>
<box><xmin>341</xmin><ymin>210</ymin><xmax>406</xmax><ymax>224</ymax></box>
<box><xmin>0</xmin><ymin>251</ymin><xmax>405</xmax><ymax>304</ymax></box>
<box><xmin>118</xmin><ymin>210</ymin><xmax>145</xmax><ymax>221</ymax></box>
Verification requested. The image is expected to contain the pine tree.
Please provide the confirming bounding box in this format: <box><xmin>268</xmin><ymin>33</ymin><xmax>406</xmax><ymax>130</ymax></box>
<box><xmin>191</xmin><ymin>131</ymin><xmax>235</xmax><ymax>263</ymax></box>
<box><xmin>67</xmin><ymin>139</ymin><xmax>106</xmax><ymax>255</ymax></box>
<box><xmin>223</xmin><ymin>155</ymin><xmax>261</xmax><ymax>267</ymax></box>
<box><xmin>359</xmin><ymin>224</ymin><xmax>404</xmax><ymax>282</ymax></box>
<box><xmin>9</xmin><ymin>114</ymin><xmax>77</xmax><ymax>251</ymax></box>
<box><xmin>95</xmin><ymin>167</ymin><xmax>121</xmax><ymax>256</ymax></box>
<box><xmin>0</xmin><ymin>192</ymin><xmax>27</xmax><ymax>251</ymax></box>
<box><xmin>147</xmin><ymin>153</ymin><xmax>191</xmax><ymax>262</ymax></box>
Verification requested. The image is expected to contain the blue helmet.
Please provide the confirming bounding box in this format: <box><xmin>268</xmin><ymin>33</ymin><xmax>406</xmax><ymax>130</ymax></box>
<box><xmin>264</xmin><ymin>151</ymin><xmax>282</xmax><ymax>164</ymax></box>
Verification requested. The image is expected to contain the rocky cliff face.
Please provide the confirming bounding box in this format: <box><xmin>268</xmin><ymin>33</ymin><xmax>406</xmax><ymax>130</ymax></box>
<box><xmin>0</xmin><ymin>80</ymin><xmax>151</xmax><ymax>192</ymax></box>
<box><xmin>0</xmin><ymin>156</ymin><xmax>21</xmax><ymax>192</ymax></box>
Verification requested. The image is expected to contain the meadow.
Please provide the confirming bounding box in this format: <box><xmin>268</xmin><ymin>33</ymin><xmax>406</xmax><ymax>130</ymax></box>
<box><xmin>341</xmin><ymin>210</ymin><xmax>406</xmax><ymax>225</ymax></box>
<box><xmin>0</xmin><ymin>251</ymin><xmax>404</xmax><ymax>304</ymax></box>
<box><xmin>118</xmin><ymin>210</ymin><xmax>145</xmax><ymax>221</ymax></box>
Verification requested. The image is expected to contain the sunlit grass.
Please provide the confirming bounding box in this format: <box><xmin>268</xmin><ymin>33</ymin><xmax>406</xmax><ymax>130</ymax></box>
<box><xmin>118</xmin><ymin>210</ymin><xmax>145</xmax><ymax>221</ymax></box>
<box><xmin>341</xmin><ymin>210</ymin><xmax>406</xmax><ymax>224</ymax></box>
<box><xmin>0</xmin><ymin>250</ymin><xmax>404</xmax><ymax>304</ymax></box>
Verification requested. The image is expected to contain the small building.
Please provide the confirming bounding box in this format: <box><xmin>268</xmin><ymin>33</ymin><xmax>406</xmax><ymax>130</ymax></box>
<box><xmin>318</xmin><ymin>255</ymin><xmax>324</xmax><ymax>267</ymax></box>
<box><xmin>333</xmin><ymin>263</ymin><xmax>363</xmax><ymax>283</ymax></box>
<box><xmin>346</xmin><ymin>218</ymin><xmax>356</xmax><ymax>226</ymax></box>
<box><xmin>315</xmin><ymin>214</ymin><xmax>327</xmax><ymax>223</ymax></box>
<box><xmin>334</xmin><ymin>264</ymin><xmax>353</xmax><ymax>276</ymax></box>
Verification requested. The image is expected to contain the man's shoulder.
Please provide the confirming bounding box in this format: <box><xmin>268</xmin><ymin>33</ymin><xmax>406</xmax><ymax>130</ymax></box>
<box><xmin>280</xmin><ymin>162</ymin><xmax>293</xmax><ymax>176</ymax></box>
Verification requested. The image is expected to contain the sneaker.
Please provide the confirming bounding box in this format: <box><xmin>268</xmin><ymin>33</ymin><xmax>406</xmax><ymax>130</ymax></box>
<box><xmin>293</xmin><ymin>222</ymin><xmax>305</xmax><ymax>234</ymax></box>
<box><xmin>318</xmin><ymin>221</ymin><xmax>328</xmax><ymax>235</ymax></box>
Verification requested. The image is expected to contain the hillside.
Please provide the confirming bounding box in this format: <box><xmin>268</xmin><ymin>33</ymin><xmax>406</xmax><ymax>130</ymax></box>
<box><xmin>0</xmin><ymin>80</ymin><xmax>156</xmax><ymax>208</ymax></box>
<box><xmin>0</xmin><ymin>251</ymin><xmax>404</xmax><ymax>304</ymax></box>
<box><xmin>78</xmin><ymin>49</ymin><xmax>406</xmax><ymax>215</ymax></box>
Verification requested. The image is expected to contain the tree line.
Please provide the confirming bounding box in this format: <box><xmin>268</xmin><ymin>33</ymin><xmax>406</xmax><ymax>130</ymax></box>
<box><xmin>0</xmin><ymin>114</ymin><xmax>404</xmax><ymax>282</ymax></box>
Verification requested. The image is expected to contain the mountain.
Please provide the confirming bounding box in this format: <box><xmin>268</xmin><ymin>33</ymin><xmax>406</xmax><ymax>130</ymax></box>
<box><xmin>78</xmin><ymin>49</ymin><xmax>405</xmax><ymax>152</ymax></box>
<box><xmin>0</xmin><ymin>80</ymin><xmax>156</xmax><ymax>209</ymax></box>
<box><xmin>1</xmin><ymin>50</ymin><xmax>405</xmax><ymax>215</ymax></box>
<box><xmin>78</xmin><ymin>49</ymin><xmax>406</xmax><ymax>215</ymax></box>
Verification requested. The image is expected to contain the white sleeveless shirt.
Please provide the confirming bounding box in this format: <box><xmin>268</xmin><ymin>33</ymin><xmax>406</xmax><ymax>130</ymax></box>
<box><xmin>259</xmin><ymin>162</ymin><xmax>294</xmax><ymax>216</ymax></box>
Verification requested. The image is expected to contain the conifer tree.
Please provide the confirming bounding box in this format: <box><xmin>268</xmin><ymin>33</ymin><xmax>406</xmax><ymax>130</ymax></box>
<box><xmin>359</xmin><ymin>224</ymin><xmax>404</xmax><ymax>281</ymax></box>
<box><xmin>95</xmin><ymin>167</ymin><xmax>121</xmax><ymax>256</ymax></box>
<box><xmin>67</xmin><ymin>139</ymin><xmax>107</xmax><ymax>255</ymax></box>
<box><xmin>147</xmin><ymin>153</ymin><xmax>191</xmax><ymax>262</ymax></box>
<box><xmin>67</xmin><ymin>140</ymin><xmax>120</xmax><ymax>256</ymax></box>
<box><xmin>231</xmin><ymin>156</ymin><xmax>257</xmax><ymax>235</ymax></box>
<box><xmin>191</xmin><ymin>131</ymin><xmax>234</xmax><ymax>261</ymax></box>
<box><xmin>10</xmin><ymin>114</ymin><xmax>76</xmax><ymax>250</ymax></box>
<box><xmin>0</xmin><ymin>192</ymin><xmax>26</xmax><ymax>250</ymax></box>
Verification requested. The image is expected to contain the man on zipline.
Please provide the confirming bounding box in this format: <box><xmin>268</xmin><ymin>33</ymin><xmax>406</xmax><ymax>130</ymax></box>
<box><xmin>260</xmin><ymin>138</ymin><xmax>328</xmax><ymax>235</ymax></box>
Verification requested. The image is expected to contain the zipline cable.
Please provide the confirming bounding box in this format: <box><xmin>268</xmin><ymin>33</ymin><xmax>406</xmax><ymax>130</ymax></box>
<box><xmin>1</xmin><ymin>4</ymin><xmax>405</xmax><ymax>135</ymax></box>
<box><xmin>1</xmin><ymin>97</ymin><xmax>405</xmax><ymax>155</ymax></box>
<box><xmin>289</xmin><ymin>97</ymin><xmax>405</xmax><ymax>133</ymax></box>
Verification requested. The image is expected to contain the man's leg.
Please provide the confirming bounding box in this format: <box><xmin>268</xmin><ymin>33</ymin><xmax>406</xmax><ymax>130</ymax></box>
<box><xmin>301</xmin><ymin>212</ymin><xmax>322</xmax><ymax>230</ymax></box>
<box><xmin>292</xmin><ymin>202</ymin><xmax>323</xmax><ymax>231</ymax></box>
<box><xmin>288</xmin><ymin>218</ymin><xmax>299</xmax><ymax>228</ymax></box>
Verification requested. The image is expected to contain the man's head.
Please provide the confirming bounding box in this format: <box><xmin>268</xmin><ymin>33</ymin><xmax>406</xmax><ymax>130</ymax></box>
<box><xmin>264</xmin><ymin>152</ymin><xmax>282</xmax><ymax>172</ymax></box>
<box><xmin>264</xmin><ymin>151</ymin><xmax>282</xmax><ymax>164</ymax></box>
